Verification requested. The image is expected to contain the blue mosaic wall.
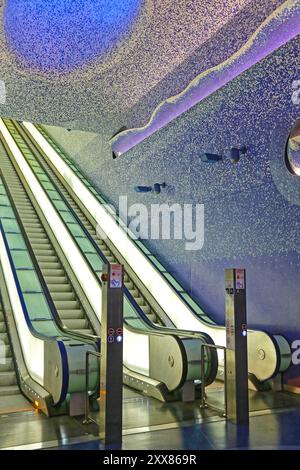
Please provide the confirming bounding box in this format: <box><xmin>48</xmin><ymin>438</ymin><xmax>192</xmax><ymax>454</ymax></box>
<box><xmin>46</xmin><ymin>33</ymin><xmax>300</xmax><ymax>385</ymax></box>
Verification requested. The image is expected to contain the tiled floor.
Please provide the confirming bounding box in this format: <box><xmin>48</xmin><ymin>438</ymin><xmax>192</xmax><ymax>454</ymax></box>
<box><xmin>55</xmin><ymin>409</ymin><xmax>300</xmax><ymax>450</ymax></box>
<box><xmin>2</xmin><ymin>387</ymin><xmax>300</xmax><ymax>450</ymax></box>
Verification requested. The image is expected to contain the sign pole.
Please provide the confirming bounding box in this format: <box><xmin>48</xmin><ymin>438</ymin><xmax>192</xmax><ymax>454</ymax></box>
<box><xmin>225</xmin><ymin>268</ymin><xmax>249</xmax><ymax>424</ymax></box>
<box><xmin>99</xmin><ymin>263</ymin><xmax>124</xmax><ymax>444</ymax></box>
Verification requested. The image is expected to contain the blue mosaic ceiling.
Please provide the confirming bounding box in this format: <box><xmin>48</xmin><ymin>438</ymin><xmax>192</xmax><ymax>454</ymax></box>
<box><xmin>4</xmin><ymin>0</ymin><xmax>141</xmax><ymax>72</ymax></box>
<box><xmin>0</xmin><ymin>0</ymin><xmax>290</xmax><ymax>135</ymax></box>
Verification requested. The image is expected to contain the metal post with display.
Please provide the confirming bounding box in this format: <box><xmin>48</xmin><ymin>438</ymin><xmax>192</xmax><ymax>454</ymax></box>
<box><xmin>225</xmin><ymin>268</ymin><xmax>249</xmax><ymax>424</ymax></box>
<box><xmin>99</xmin><ymin>263</ymin><xmax>124</xmax><ymax>444</ymax></box>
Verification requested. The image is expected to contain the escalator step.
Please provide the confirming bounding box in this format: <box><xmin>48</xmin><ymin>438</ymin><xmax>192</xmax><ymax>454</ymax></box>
<box><xmin>0</xmin><ymin>333</ymin><xmax>9</xmax><ymax>345</ymax></box>
<box><xmin>6</xmin><ymin>184</ymin><xmax>23</xmax><ymax>188</ymax></box>
<box><xmin>0</xmin><ymin>358</ymin><xmax>15</xmax><ymax>373</ymax></box>
<box><xmin>33</xmin><ymin>249</ymin><xmax>56</xmax><ymax>256</ymax></box>
<box><xmin>0</xmin><ymin>345</ymin><xmax>13</xmax><ymax>357</ymax></box>
<box><xmin>38</xmin><ymin>262</ymin><xmax>61</xmax><ymax>270</ymax></box>
<box><xmin>57</xmin><ymin>309</ymin><xmax>85</xmax><ymax>320</ymax></box>
<box><xmin>29</xmin><ymin>238</ymin><xmax>49</xmax><ymax>244</ymax></box>
<box><xmin>0</xmin><ymin>371</ymin><xmax>17</xmax><ymax>387</ymax></box>
<box><xmin>23</xmin><ymin>221</ymin><xmax>42</xmax><ymax>226</ymax></box>
<box><xmin>84</xmin><ymin>224</ymin><xmax>94</xmax><ymax>231</ymax></box>
<box><xmin>0</xmin><ymin>385</ymin><xmax>20</xmax><ymax>397</ymax></box>
<box><xmin>54</xmin><ymin>300</ymin><xmax>80</xmax><ymax>310</ymax></box>
<box><xmin>95</xmin><ymin>240</ymin><xmax>105</xmax><ymax>248</ymax></box>
<box><xmin>40</xmin><ymin>269</ymin><xmax>65</xmax><ymax>276</ymax></box>
<box><xmin>135</xmin><ymin>297</ymin><xmax>145</xmax><ymax>306</ymax></box>
<box><xmin>23</xmin><ymin>220</ymin><xmax>42</xmax><ymax>226</ymax></box>
<box><xmin>13</xmin><ymin>203</ymin><xmax>32</xmax><ymax>208</ymax></box>
<box><xmin>16</xmin><ymin>208</ymin><xmax>36</xmax><ymax>213</ymax></box>
<box><xmin>130</xmin><ymin>289</ymin><xmax>139</xmax><ymax>298</ymax></box>
<box><xmin>13</xmin><ymin>198</ymin><xmax>32</xmax><ymax>202</ymax></box>
<box><xmin>147</xmin><ymin>314</ymin><xmax>157</xmax><ymax>323</ymax></box>
<box><xmin>35</xmin><ymin>255</ymin><xmax>59</xmax><ymax>263</ymax></box>
<box><xmin>23</xmin><ymin>225</ymin><xmax>45</xmax><ymax>231</ymax></box>
<box><xmin>31</xmin><ymin>244</ymin><xmax>53</xmax><ymax>251</ymax></box>
<box><xmin>3</xmin><ymin>178</ymin><xmax>19</xmax><ymax>184</ymax></box>
<box><xmin>140</xmin><ymin>305</ymin><xmax>151</xmax><ymax>315</ymax></box>
<box><xmin>44</xmin><ymin>283</ymin><xmax>72</xmax><ymax>292</ymax></box>
<box><xmin>50</xmin><ymin>292</ymin><xmax>75</xmax><ymax>301</ymax></box>
<box><xmin>44</xmin><ymin>276</ymin><xmax>69</xmax><ymax>284</ymax></box>
<box><xmin>31</xmin><ymin>246</ymin><xmax>53</xmax><ymax>253</ymax></box>
<box><xmin>21</xmin><ymin>218</ymin><xmax>42</xmax><ymax>224</ymax></box>
<box><xmin>26</xmin><ymin>228</ymin><xmax>45</xmax><ymax>234</ymax></box>
<box><xmin>62</xmin><ymin>319</ymin><xmax>89</xmax><ymax>329</ymax></box>
<box><xmin>125</xmin><ymin>281</ymin><xmax>134</xmax><ymax>290</ymax></box>
<box><xmin>27</xmin><ymin>233</ymin><xmax>47</xmax><ymax>239</ymax></box>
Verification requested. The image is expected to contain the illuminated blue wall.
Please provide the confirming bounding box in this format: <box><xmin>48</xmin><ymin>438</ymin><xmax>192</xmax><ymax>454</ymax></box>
<box><xmin>4</xmin><ymin>0</ymin><xmax>141</xmax><ymax>72</ymax></box>
<box><xmin>46</xmin><ymin>35</ymin><xmax>300</xmax><ymax>385</ymax></box>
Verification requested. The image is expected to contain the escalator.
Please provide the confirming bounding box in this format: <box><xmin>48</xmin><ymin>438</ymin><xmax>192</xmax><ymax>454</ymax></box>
<box><xmin>15</xmin><ymin>119</ymin><xmax>292</xmax><ymax>385</ymax></box>
<box><xmin>0</xmin><ymin>140</ymin><xmax>97</xmax><ymax>337</ymax></box>
<box><xmin>0</xmin><ymin>171</ymin><xmax>100</xmax><ymax>415</ymax></box>
<box><xmin>0</xmin><ymin>119</ymin><xmax>218</xmax><ymax>404</ymax></box>
<box><xmin>0</xmin><ymin>115</ymin><xmax>292</xmax><ymax>408</ymax></box>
